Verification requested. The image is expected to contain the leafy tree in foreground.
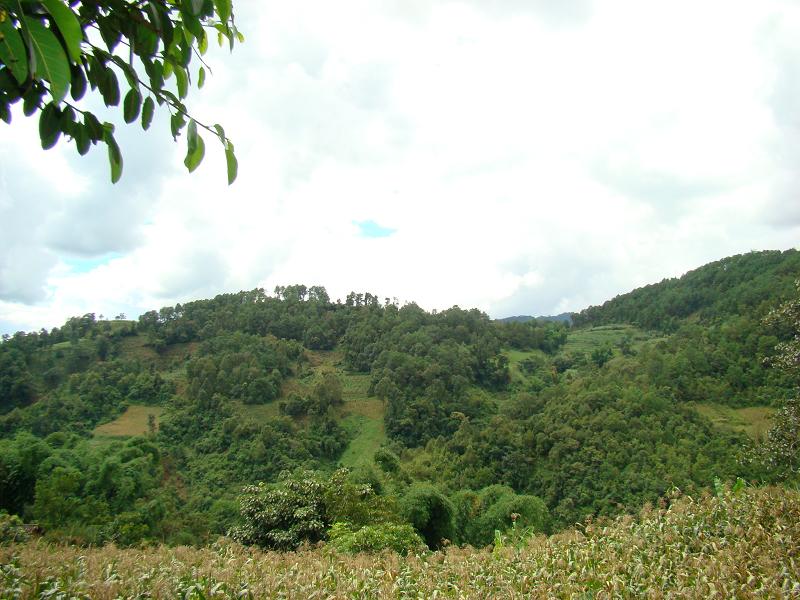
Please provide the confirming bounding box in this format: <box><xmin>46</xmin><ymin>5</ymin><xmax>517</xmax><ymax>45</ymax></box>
<box><xmin>753</xmin><ymin>282</ymin><xmax>800</xmax><ymax>481</ymax></box>
<box><xmin>0</xmin><ymin>0</ymin><xmax>239</xmax><ymax>183</ymax></box>
<box><xmin>231</xmin><ymin>469</ymin><xmax>395</xmax><ymax>551</ymax></box>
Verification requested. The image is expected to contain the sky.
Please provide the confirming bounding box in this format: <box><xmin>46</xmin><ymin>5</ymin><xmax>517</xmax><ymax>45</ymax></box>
<box><xmin>1</xmin><ymin>0</ymin><xmax>800</xmax><ymax>335</ymax></box>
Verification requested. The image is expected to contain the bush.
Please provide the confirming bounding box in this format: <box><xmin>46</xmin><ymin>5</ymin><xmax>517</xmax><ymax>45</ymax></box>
<box><xmin>0</xmin><ymin>512</ymin><xmax>29</xmax><ymax>544</ymax></box>
<box><xmin>231</xmin><ymin>469</ymin><xmax>395</xmax><ymax>551</ymax></box>
<box><xmin>327</xmin><ymin>522</ymin><xmax>425</xmax><ymax>555</ymax></box>
<box><xmin>400</xmin><ymin>483</ymin><xmax>455</xmax><ymax>549</ymax></box>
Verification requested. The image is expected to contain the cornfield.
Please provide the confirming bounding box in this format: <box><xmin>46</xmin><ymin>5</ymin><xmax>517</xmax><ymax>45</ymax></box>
<box><xmin>2</xmin><ymin>485</ymin><xmax>798</xmax><ymax>599</ymax></box>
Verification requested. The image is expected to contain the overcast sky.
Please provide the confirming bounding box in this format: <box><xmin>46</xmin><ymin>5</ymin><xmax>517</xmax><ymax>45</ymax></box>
<box><xmin>2</xmin><ymin>0</ymin><xmax>799</xmax><ymax>335</ymax></box>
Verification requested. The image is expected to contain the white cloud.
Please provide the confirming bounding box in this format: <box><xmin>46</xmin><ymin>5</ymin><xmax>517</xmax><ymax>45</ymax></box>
<box><xmin>1</xmin><ymin>0</ymin><xmax>799</xmax><ymax>334</ymax></box>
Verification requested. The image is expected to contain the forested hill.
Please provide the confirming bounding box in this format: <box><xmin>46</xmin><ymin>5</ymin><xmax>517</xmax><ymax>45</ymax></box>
<box><xmin>0</xmin><ymin>251</ymin><xmax>796</xmax><ymax>549</ymax></box>
<box><xmin>574</xmin><ymin>249</ymin><xmax>800</xmax><ymax>331</ymax></box>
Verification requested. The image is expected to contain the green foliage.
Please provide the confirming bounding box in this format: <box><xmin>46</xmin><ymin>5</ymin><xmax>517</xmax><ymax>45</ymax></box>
<box><xmin>0</xmin><ymin>0</ymin><xmax>241</xmax><ymax>183</ymax></box>
<box><xmin>400</xmin><ymin>483</ymin><xmax>455</xmax><ymax>549</ymax></box>
<box><xmin>231</xmin><ymin>475</ymin><xmax>328</xmax><ymax>550</ymax></box>
<box><xmin>328</xmin><ymin>521</ymin><xmax>425</xmax><ymax>555</ymax></box>
<box><xmin>494</xmin><ymin>319</ymin><xmax>567</xmax><ymax>353</ymax></box>
<box><xmin>749</xmin><ymin>283</ymin><xmax>800</xmax><ymax>482</ymax></box>
<box><xmin>452</xmin><ymin>485</ymin><xmax>550</xmax><ymax>547</ymax></box>
<box><xmin>575</xmin><ymin>249</ymin><xmax>800</xmax><ymax>332</ymax></box>
<box><xmin>231</xmin><ymin>468</ymin><xmax>393</xmax><ymax>550</ymax></box>
<box><xmin>590</xmin><ymin>344</ymin><xmax>613</xmax><ymax>368</ymax></box>
<box><xmin>1</xmin><ymin>253</ymin><xmax>797</xmax><ymax>547</ymax></box>
<box><xmin>373</xmin><ymin>448</ymin><xmax>401</xmax><ymax>474</ymax></box>
<box><xmin>0</xmin><ymin>432</ymin><xmax>164</xmax><ymax>545</ymax></box>
<box><xmin>0</xmin><ymin>512</ymin><xmax>28</xmax><ymax>544</ymax></box>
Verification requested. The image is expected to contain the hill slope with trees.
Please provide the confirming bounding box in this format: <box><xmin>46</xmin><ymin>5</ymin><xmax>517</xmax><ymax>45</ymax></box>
<box><xmin>0</xmin><ymin>250</ymin><xmax>798</xmax><ymax>548</ymax></box>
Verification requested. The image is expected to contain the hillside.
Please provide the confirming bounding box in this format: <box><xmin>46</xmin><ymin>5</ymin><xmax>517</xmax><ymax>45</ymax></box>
<box><xmin>574</xmin><ymin>249</ymin><xmax>800</xmax><ymax>331</ymax></box>
<box><xmin>0</xmin><ymin>251</ymin><xmax>797</xmax><ymax>549</ymax></box>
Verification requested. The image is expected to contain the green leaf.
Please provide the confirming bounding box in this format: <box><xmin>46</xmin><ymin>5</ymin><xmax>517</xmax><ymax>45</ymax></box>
<box><xmin>86</xmin><ymin>54</ymin><xmax>102</xmax><ymax>90</ymax></box>
<box><xmin>110</xmin><ymin>56</ymin><xmax>139</xmax><ymax>91</ymax></box>
<box><xmin>141</xmin><ymin>96</ymin><xmax>155</xmax><ymax>130</ymax></box>
<box><xmin>74</xmin><ymin>122</ymin><xmax>90</xmax><ymax>155</ymax></box>
<box><xmin>225</xmin><ymin>141</ymin><xmax>237</xmax><ymax>184</ymax></box>
<box><xmin>144</xmin><ymin>58</ymin><xmax>164</xmax><ymax>91</ymax></box>
<box><xmin>84</xmin><ymin>111</ymin><xmax>103</xmax><ymax>141</ymax></box>
<box><xmin>0</xmin><ymin>15</ymin><xmax>28</xmax><ymax>84</ymax></box>
<box><xmin>41</xmin><ymin>0</ymin><xmax>82</xmax><ymax>63</ymax></box>
<box><xmin>38</xmin><ymin>102</ymin><xmax>61</xmax><ymax>149</ymax></box>
<box><xmin>198</xmin><ymin>30</ymin><xmax>208</xmax><ymax>55</ymax></box>
<box><xmin>184</xmin><ymin>119</ymin><xmax>205</xmax><ymax>172</ymax></box>
<box><xmin>123</xmin><ymin>88</ymin><xmax>142</xmax><ymax>123</ymax></box>
<box><xmin>70</xmin><ymin>64</ymin><xmax>86</xmax><ymax>100</ymax></box>
<box><xmin>187</xmin><ymin>0</ymin><xmax>204</xmax><ymax>17</ymax></box>
<box><xmin>133</xmin><ymin>20</ymin><xmax>159</xmax><ymax>56</ymax></box>
<box><xmin>181</xmin><ymin>6</ymin><xmax>203</xmax><ymax>40</ymax></box>
<box><xmin>100</xmin><ymin>65</ymin><xmax>120</xmax><ymax>106</ymax></box>
<box><xmin>213</xmin><ymin>0</ymin><xmax>232</xmax><ymax>23</ymax></box>
<box><xmin>197</xmin><ymin>66</ymin><xmax>205</xmax><ymax>89</ymax></box>
<box><xmin>22</xmin><ymin>85</ymin><xmax>44</xmax><ymax>115</ymax></box>
<box><xmin>98</xmin><ymin>16</ymin><xmax>121</xmax><ymax>53</ymax></box>
<box><xmin>162</xmin><ymin>58</ymin><xmax>173</xmax><ymax>80</ymax></box>
<box><xmin>213</xmin><ymin>123</ymin><xmax>225</xmax><ymax>143</ymax></box>
<box><xmin>104</xmin><ymin>128</ymin><xmax>123</xmax><ymax>183</ymax></box>
<box><xmin>22</xmin><ymin>17</ymin><xmax>70</xmax><ymax>103</ymax></box>
<box><xmin>0</xmin><ymin>102</ymin><xmax>10</xmax><ymax>124</ymax></box>
<box><xmin>174</xmin><ymin>65</ymin><xmax>188</xmax><ymax>99</ymax></box>
<box><xmin>186</xmin><ymin>118</ymin><xmax>198</xmax><ymax>153</ymax></box>
<box><xmin>170</xmin><ymin>112</ymin><xmax>185</xmax><ymax>139</ymax></box>
<box><xmin>145</xmin><ymin>2</ymin><xmax>162</xmax><ymax>35</ymax></box>
<box><xmin>0</xmin><ymin>68</ymin><xmax>22</xmax><ymax>102</ymax></box>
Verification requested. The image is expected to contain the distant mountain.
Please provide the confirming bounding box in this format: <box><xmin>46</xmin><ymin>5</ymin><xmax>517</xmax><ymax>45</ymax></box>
<box><xmin>497</xmin><ymin>312</ymin><xmax>573</xmax><ymax>325</ymax></box>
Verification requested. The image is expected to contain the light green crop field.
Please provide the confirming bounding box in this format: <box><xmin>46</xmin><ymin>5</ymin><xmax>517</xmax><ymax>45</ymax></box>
<box><xmin>563</xmin><ymin>324</ymin><xmax>653</xmax><ymax>354</ymax></box>
<box><xmin>693</xmin><ymin>402</ymin><xmax>776</xmax><ymax>440</ymax></box>
<box><xmin>93</xmin><ymin>405</ymin><xmax>164</xmax><ymax>437</ymax></box>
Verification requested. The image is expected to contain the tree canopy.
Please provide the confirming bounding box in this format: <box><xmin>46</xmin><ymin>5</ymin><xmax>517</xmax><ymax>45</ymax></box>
<box><xmin>0</xmin><ymin>0</ymin><xmax>239</xmax><ymax>183</ymax></box>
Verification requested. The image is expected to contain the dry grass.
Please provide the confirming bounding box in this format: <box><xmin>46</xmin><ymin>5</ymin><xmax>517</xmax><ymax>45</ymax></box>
<box><xmin>93</xmin><ymin>405</ymin><xmax>165</xmax><ymax>437</ymax></box>
<box><xmin>2</xmin><ymin>486</ymin><xmax>798</xmax><ymax>598</ymax></box>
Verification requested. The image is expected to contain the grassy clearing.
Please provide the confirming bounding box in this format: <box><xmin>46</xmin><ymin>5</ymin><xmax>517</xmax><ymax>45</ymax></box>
<box><xmin>115</xmin><ymin>335</ymin><xmax>159</xmax><ymax>362</ymax></box>
<box><xmin>102</xmin><ymin>319</ymin><xmax>137</xmax><ymax>333</ymax></box>
<box><xmin>233</xmin><ymin>400</ymin><xmax>282</xmax><ymax>422</ymax></box>
<box><xmin>2</xmin><ymin>486</ymin><xmax>797</xmax><ymax>598</ymax></box>
<box><xmin>503</xmin><ymin>348</ymin><xmax>548</xmax><ymax>386</ymax></box>
<box><xmin>93</xmin><ymin>405</ymin><xmax>165</xmax><ymax>437</ymax></box>
<box><xmin>338</xmin><ymin>375</ymin><xmax>386</xmax><ymax>467</ymax></box>
<box><xmin>339</xmin><ymin>412</ymin><xmax>386</xmax><ymax>467</ymax></box>
<box><xmin>114</xmin><ymin>337</ymin><xmax>198</xmax><ymax>369</ymax></box>
<box><xmin>238</xmin><ymin>352</ymin><xmax>388</xmax><ymax>462</ymax></box>
<box><xmin>693</xmin><ymin>402</ymin><xmax>776</xmax><ymax>440</ymax></box>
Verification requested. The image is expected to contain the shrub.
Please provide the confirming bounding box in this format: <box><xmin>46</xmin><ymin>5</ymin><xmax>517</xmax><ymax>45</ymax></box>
<box><xmin>0</xmin><ymin>512</ymin><xmax>29</xmax><ymax>544</ymax></box>
<box><xmin>400</xmin><ymin>483</ymin><xmax>455</xmax><ymax>549</ymax></box>
<box><xmin>328</xmin><ymin>522</ymin><xmax>425</xmax><ymax>555</ymax></box>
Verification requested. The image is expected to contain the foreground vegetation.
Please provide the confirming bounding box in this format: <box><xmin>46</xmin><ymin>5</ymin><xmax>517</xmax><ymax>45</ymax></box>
<box><xmin>1</xmin><ymin>485</ymin><xmax>797</xmax><ymax>598</ymax></box>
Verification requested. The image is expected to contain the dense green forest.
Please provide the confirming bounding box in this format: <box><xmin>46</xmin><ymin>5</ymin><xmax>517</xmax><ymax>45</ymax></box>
<box><xmin>0</xmin><ymin>249</ymin><xmax>798</xmax><ymax>551</ymax></box>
